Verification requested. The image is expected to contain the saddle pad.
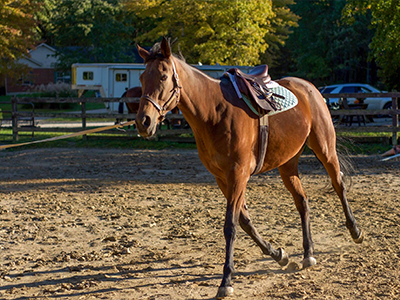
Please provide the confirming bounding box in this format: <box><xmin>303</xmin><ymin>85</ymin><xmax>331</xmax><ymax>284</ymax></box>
<box><xmin>265</xmin><ymin>81</ymin><xmax>298</xmax><ymax>116</ymax></box>
<box><xmin>237</xmin><ymin>79</ymin><xmax>298</xmax><ymax>117</ymax></box>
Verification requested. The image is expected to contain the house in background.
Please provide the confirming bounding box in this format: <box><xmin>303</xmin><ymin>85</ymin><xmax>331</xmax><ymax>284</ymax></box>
<box><xmin>5</xmin><ymin>43</ymin><xmax>70</xmax><ymax>95</ymax></box>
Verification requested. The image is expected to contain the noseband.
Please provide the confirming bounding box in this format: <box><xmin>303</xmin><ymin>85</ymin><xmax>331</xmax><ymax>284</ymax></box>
<box><xmin>141</xmin><ymin>58</ymin><xmax>182</xmax><ymax>120</ymax></box>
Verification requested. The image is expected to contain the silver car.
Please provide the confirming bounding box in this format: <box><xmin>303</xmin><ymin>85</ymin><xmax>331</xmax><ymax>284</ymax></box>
<box><xmin>319</xmin><ymin>83</ymin><xmax>391</xmax><ymax>111</ymax></box>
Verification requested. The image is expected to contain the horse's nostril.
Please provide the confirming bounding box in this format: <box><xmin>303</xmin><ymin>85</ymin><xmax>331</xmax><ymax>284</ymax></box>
<box><xmin>143</xmin><ymin>116</ymin><xmax>151</xmax><ymax>128</ymax></box>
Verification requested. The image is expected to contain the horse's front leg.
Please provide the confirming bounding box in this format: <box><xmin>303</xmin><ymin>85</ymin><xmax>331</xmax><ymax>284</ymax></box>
<box><xmin>217</xmin><ymin>206</ymin><xmax>238</xmax><ymax>298</ymax></box>
<box><xmin>215</xmin><ymin>176</ymin><xmax>246</xmax><ymax>299</ymax></box>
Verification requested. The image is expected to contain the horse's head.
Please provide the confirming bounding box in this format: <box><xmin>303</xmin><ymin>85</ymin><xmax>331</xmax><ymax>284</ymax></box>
<box><xmin>136</xmin><ymin>37</ymin><xmax>181</xmax><ymax>138</ymax></box>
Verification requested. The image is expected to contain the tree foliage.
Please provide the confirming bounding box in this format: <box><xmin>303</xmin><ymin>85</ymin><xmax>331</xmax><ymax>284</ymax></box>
<box><xmin>4</xmin><ymin>0</ymin><xmax>399</xmax><ymax>91</ymax></box>
<box><xmin>125</xmin><ymin>0</ymin><xmax>298</xmax><ymax>66</ymax></box>
<box><xmin>260</xmin><ymin>0</ymin><xmax>299</xmax><ymax>67</ymax></box>
<box><xmin>34</xmin><ymin>0</ymin><xmax>57</xmax><ymax>46</ymax></box>
<box><xmin>0</xmin><ymin>0</ymin><xmax>40</xmax><ymax>79</ymax></box>
<box><xmin>284</xmin><ymin>0</ymin><xmax>375</xmax><ymax>87</ymax></box>
<box><xmin>344</xmin><ymin>0</ymin><xmax>400</xmax><ymax>89</ymax></box>
<box><xmin>49</xmin><ymin>0</ymin><xmax>135</xmax><ymax>70</ymax></box>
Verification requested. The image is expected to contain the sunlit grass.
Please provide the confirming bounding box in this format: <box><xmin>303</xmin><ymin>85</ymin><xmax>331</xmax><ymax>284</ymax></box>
<box><xmin>0</xmin><ymin>128</ymin><xmax>197</xmax><ymax>151</ymax></box>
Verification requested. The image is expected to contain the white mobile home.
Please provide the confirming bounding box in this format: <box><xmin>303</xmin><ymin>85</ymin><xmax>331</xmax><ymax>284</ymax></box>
<box><xmin>71</xmin><ymin>63</ymin><xmax>252</xmax><ymax>112</ymax></box>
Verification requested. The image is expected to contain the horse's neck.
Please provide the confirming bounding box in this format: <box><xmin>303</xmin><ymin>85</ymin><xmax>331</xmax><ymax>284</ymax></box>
<box><xmin>177</xmin><ymin>61</ymin><xmax>224</xmax><ymax>123</ymax></box>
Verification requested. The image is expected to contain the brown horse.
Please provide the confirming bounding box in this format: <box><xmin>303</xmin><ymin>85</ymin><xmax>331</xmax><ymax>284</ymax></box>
<box><xmin>123</xmin><ymin>86</ymin><xmax>183</xmax><ymax>129</ymax></box>
<box><xmin>124</xmin><ymin>86</ymin><xmax>142</xmax><ymax>115</ymax></box>
<box><xmin>135</xmin><ymin>38</ymin><xmax>363</xmax><ymax>299</ymax></box>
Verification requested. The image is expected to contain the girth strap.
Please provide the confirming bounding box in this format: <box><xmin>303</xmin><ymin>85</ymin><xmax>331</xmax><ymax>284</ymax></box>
<box><xmin>252</xmin><ymin>115</ymin><xmax>269</xmax><ymax>175</ymax></box>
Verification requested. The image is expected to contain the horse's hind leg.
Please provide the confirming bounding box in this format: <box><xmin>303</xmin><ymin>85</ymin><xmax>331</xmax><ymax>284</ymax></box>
<box><xmin>278</xmin><ymin>156</ymin><xmax>316</xmax><ymax>268</ymax></box>
<box><xmin>239</xmin><ymin>207</ymin><xmax>289</xmax><ymax>266</ymax></box>
<box><xmin>308</xmin><ymin>132</ymin><xmax>363</xmax><ymax>243</ymax></box>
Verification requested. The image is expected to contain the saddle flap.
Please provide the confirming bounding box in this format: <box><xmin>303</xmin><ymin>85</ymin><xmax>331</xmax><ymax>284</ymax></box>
<box><xmin>225</xmin><ymin>66</ymin><xmax>278</xmax><ymax>113</ymax></box>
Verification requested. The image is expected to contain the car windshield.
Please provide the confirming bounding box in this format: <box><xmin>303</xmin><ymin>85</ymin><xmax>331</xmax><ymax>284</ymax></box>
<box><xmin>360</xmin><ymin>87</ymin><xmax>372</xmax><ymax>93</ymax></box>
<box><xmin>339</xmin><ymin>86</ymin><xmax>373</xmax><ymax>93</ymax></box>
<box><xmin>340</xmin><ymin>86</ymin><xmax>359</xmax><ymax>93</ymax></box>
<box><xmin>320</xmin><ymin>87</ymin><xmax>335</xmax><ymax>93</ymax></box>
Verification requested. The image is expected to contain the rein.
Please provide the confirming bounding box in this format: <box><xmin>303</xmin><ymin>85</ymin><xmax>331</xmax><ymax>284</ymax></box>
<box><xmin>141</xmin><ymin>57</ymin><xmax>182</xmax><ymax>120</ymax></box>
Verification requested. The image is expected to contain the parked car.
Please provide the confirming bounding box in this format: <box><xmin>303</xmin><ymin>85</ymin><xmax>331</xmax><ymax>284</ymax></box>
<box><xmin>318</xmin><ymin>83</ymin><xmax>391</xmax><ymax>111</ymax></box>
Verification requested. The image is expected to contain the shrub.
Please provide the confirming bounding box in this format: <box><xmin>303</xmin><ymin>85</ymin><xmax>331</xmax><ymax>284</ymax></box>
<box><xmin>24</xmin><ymin>82</ymin><xmax>78</xmax><ymax>109</ymax></box>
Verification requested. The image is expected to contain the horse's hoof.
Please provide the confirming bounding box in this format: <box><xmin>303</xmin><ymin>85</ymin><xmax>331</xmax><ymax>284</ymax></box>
<box><xmin>353</xmin><ymin>229</ymin><xmax>364</xmax><ymax>244</ymax></box>
<box><xmin>277</xmin><ymin>248</ymin><xmax>289</xmax><ymax>267</ymax></box>
<box><xmin>285</xmin><ymin>261</ymin><xmax>300</xmax><ymax>272</ymax></box>
<box><xmin>216</xmin><ymin>286</ymin><xmax>234</xmax><ymax>299</ymax></box>
<box><xmin>302</xmin><ymin>257</ymin><xmax>317</xmax><ymax>269</ymax></box>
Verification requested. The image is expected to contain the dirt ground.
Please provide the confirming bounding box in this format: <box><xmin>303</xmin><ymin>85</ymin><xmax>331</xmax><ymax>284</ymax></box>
<box><xmin>1</xmin><ymin>147</ymin><xmax>399</xmax><ymax>300</ymax></box>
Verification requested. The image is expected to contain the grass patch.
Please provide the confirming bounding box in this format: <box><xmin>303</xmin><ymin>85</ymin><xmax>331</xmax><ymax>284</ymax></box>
<box><xmin>337</xmin><ymin>139</ymin><xmax>390</xmax><ymax>155</ymax></box>
<box><xmin>337</xmin><ymin>131</ymin><xmax>391</xmax><ymax>138</ymax></box>
<box><xmin>0</xmin><ymin>129</ymin><xmax>196</xmax><ymax>151</ymax></box>
<box><xmin>0</xmin><ymin>94</ymin><xmax>106</xmax><ymax>120</ymax></box>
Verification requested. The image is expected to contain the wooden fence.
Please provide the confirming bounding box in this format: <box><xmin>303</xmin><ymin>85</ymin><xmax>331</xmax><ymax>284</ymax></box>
<box><xmin>323</xmin><ymin>92</ymin><xmax>400</xmax><ymax>145</ymax></box>
<box><xmin>2</xmin><ymin>92</ymin><xmax>400</xmax><ymax>145</ymax></box>
<box><xmin>6</xmin><ymin>96</ymin><xmax>188</xmax><ymax>142</ymax></box>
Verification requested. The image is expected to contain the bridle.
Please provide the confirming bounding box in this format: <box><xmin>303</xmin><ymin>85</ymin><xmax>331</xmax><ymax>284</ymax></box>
<box><xmin>140</xmin><ymin>57</ymin><xmax>182</xmax><ymax>120</ymax></box>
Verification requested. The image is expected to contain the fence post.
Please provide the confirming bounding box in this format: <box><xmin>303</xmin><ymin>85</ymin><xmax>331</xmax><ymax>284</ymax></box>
<box><xmin>392</xmin><ymin>97</ymin><xmax>399</xmax><ymax>146</ymax></box>
<box><xmin>81</xmin><ymin>101</ymin><xmax>87</xmax><ymax>141</ymax></box>
<box><xmin>11</xmin><ymin>97</ymin><xmax>18</xmax><ymax>142</ymax></box>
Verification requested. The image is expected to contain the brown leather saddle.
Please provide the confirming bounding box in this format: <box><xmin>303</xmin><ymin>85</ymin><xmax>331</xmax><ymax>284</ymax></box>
<box><xmin>225</xmin><ymin>65</ymin><xmax>282</xmax><ymax>114</ymax></box>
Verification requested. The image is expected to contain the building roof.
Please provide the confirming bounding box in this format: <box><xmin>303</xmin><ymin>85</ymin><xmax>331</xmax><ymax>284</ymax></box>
<box><xmin>20</xmin><ymin>43</ymin><xmax>58</xmax><ymax>68</ymax></box>
<box><xmin>30</xmin><ymin>43</ymin><xmax>57</xmax><ymax>53</ymax></box>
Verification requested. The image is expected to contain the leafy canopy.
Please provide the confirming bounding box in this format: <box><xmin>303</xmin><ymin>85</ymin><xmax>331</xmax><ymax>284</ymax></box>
<box><xmin>125</xmin><ymin>0</ymin><xmax>298</xmax><ymax>66</ymax></box>
<box><xmin>286</xmin><ymin>0</ymin><xmax>374</xmax><ymax>86</ymax></box>
<box><xmin>344</xmin><ymin>0</ymin><xmax>400</xmax><ymax>89</ymax></box>
<box><xmin>50</xmin><ymin>0</ymin><xmax>135</xmax><ymax>70</ymax></box>
<box><xmin>0</xmin><ymin>0</ymin><xmax>40</xmax><ymax>79</ymax></box>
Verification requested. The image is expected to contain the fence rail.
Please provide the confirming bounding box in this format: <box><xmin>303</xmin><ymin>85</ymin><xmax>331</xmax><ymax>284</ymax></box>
<box><xmin>322</xmin><ymin>92</ymin><xmax>400</xmax><ymax>145</ymax></box>
<box><xmin>1</xmin><ymin>93</ymin><xmax>400</xmax><ymax>145</ymax></box>
<box><xmin>5</xmin><ymin>96</ymin><xmax>190</xmax><ymax>143</ymax></box>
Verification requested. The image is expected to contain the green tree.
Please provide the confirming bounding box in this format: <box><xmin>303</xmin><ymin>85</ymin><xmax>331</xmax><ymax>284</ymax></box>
<box><xmin>35</xmin><ymin>0</ymin><xmax>57</xmax><ymax>46</ymax></box>
<box><xmin>125</xmin><ymin>0</ymin><xmax>298</xmax><ymax>66</ymax></box>
<box><xmin>344</xmin><ymin>0</ymin><xmax>400</xmax><ymax>90</ymax></box>
<box><xmin>284</xmin><ymin>0</ymin><xmax>375</xmax><ymax>87</ymax></box>
<box><xmin>0</xmin><ymin>0</ymin><xmax>41</xmax><ymax>79</ymax></box>
<box><xmin>260</xmin><ymin>0</ymin><xmax>299</xmax><ymax>68</ymax></box>
<box><xmin>50</xmin><ymin>0</ymin><xmax>135</xmax><ymax>70</ymax></box>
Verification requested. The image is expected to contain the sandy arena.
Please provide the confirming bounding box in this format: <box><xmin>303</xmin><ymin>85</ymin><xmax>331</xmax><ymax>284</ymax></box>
<box><xmin>0</xmin><ymin>147</ymin><xmax>399</xmax><ymax>299</ymax></box>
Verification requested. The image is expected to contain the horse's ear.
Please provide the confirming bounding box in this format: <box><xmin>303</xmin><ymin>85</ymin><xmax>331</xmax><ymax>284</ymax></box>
<box><xmin>160</xmin><ymin>37</ymin><xmax>171</xmax><ymax>58</ymax></box>
<box><xmin>137</xmin><ymin>44</ymin><xmax>150</xmax><ymax>61</ymax></box>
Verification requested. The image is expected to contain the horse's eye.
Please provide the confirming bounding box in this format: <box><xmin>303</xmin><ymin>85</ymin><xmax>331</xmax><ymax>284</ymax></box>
<box><xmin>161</xmin><ymin>75</ymin><xmax>168</xmax><ymax>81</ymax></box>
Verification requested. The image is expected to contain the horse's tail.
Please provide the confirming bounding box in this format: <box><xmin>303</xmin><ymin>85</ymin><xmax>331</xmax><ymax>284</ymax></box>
<box><xmin>336</xmin><ymin>136</ymin><xmax>356</xmax><ymax>191</ymax></box>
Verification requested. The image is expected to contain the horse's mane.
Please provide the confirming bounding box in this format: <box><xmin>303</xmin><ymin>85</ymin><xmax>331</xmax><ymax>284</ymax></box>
<box><xmin>144</xmin><ymin>38</ymin><xmax>218</xmax><ymax>82</ymax></box>
<box><xmin>143</xmin><ymin>39</ymin><xmax>185</xmax><ymax>63</ymax></box>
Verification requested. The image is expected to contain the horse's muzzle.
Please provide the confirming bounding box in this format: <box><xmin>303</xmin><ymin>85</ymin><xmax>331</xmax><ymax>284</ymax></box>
<box><xmin>135</xmin><ymin>113</ymin><xmax>157</xmax><ymax>138</ymax></box>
